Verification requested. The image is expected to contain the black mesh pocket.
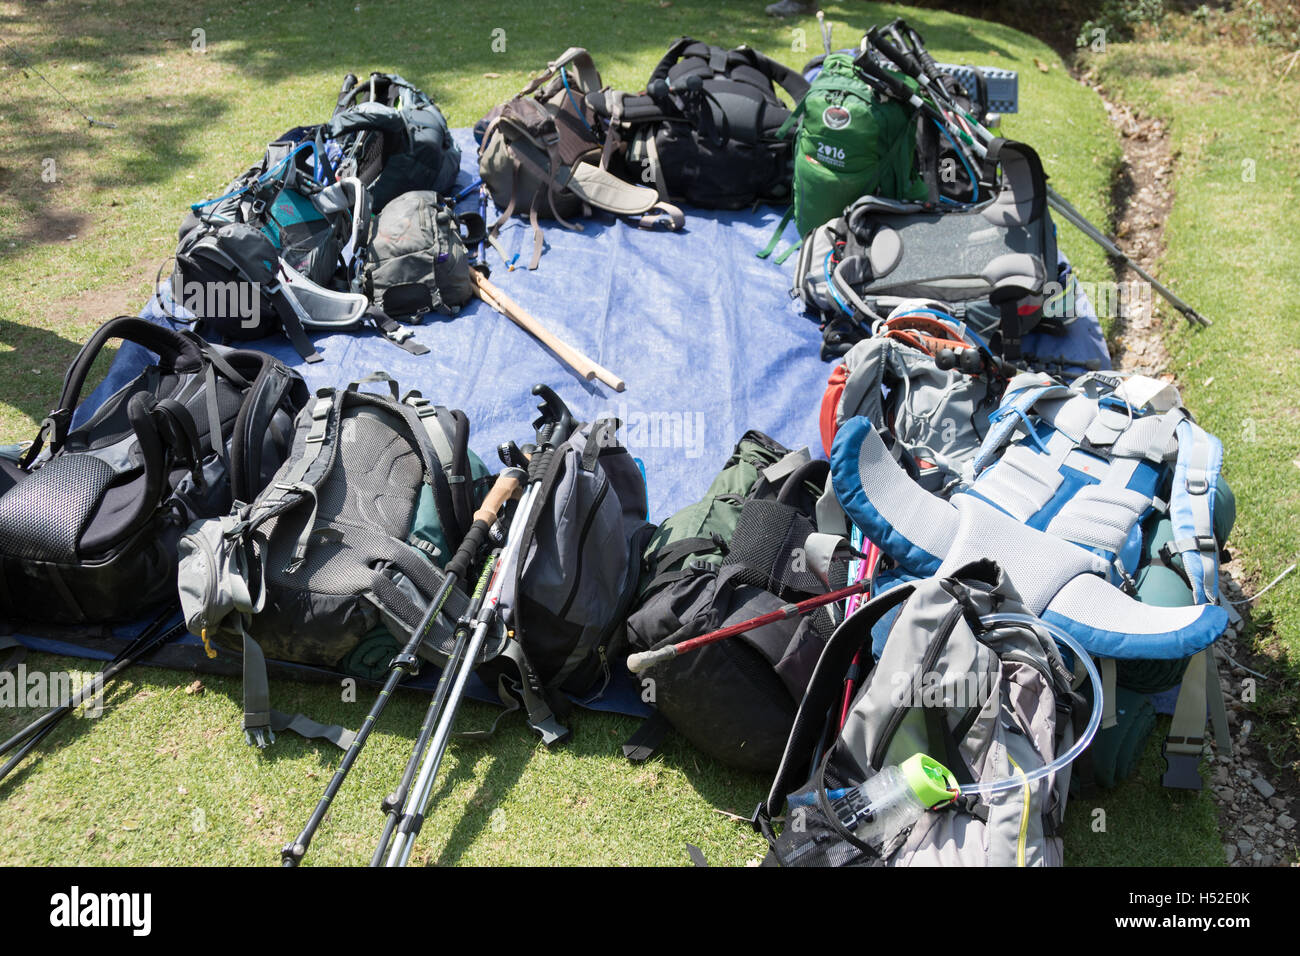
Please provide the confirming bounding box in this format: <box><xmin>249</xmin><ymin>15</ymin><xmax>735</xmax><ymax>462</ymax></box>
<box><xmin>723</xmin><ymin>498</ymin><xmax>823</xmax><ymax>598</ymax></box>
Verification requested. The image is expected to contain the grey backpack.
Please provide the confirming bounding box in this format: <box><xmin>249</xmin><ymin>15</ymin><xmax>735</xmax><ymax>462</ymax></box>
<box><xmin>176</xmin><ymin>374</ymin><xmax>489</xmax><ymax>747</ymax></box>
<box><xmin>758</xmin><ymin>561</ymin><xmax>1080</xmax><ymax>867</ymax></box>
<box><xmin>795</xmin><ymin>140</ymin><xmax>1061</xmax><ymax>363</ymax></box>
<box><xmin>822</xmin><ymin>318</ymin><xmax>1001</xmax><ymax>496</ymax></box>
<box><xmin>493</xmin><ymin>417</ymin><xmax>654</xmax><ymax>730</ymax></box>
<box><xmin>366</xmin><ymin>190</ymin><xmax>485</xmax><ymax>321</ymax></box>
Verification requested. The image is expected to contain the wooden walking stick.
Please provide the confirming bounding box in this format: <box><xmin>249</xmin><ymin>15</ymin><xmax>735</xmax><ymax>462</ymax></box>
<box><xmin>469</xmin><ymin>269</ymin><xmax>626</xmax><ymax>392</ymax></box>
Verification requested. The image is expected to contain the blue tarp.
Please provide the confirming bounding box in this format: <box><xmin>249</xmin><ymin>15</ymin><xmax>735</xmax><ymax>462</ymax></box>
<box><xmin>13</xmin><ymin>128</ymin><xmax>1110</xmax><ymax>719</ymax></box>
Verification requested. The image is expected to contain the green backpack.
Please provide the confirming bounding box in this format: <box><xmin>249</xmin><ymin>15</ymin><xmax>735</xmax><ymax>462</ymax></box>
<box><xmin>760</xmin><ymin>54</ymin><xmax>926</xmax><ymax>263</ymax></box>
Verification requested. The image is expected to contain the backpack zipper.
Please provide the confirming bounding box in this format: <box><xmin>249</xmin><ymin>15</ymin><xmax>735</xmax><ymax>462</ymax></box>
<box><xmin>870</xmin><ymin>602</ymin><xmax>964</xmax><ymax>771</ymax></box>
<box><xmin>555</xmin><ymin>477</ymin><xmax>609</xmax><ymax>621</ymax></box>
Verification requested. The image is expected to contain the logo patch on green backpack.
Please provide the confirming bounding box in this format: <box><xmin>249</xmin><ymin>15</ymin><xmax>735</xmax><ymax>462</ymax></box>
<box><xmin>822</xmin><ymin>105</ymin><xmax>851</xmax><ymax>130</ymax></box>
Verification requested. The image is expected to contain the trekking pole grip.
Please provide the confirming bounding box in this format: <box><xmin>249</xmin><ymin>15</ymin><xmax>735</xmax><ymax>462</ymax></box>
<box><xmin>445</xmin><ymin>467</ymin><xmax>526</xmax><ymax>582</ymax></box>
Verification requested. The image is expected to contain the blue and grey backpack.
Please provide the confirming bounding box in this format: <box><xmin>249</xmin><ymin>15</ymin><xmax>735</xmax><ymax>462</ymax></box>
<box><xmin>831</xmin><ymin>370</ymin><xmax>1235</xmax><ymax>788</ymax></box>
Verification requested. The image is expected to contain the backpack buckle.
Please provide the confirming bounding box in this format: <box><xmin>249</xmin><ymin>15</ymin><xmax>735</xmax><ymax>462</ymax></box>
<box><xmin>1160</xmin><ymin>740</ymin><xmax>1205</xmax><ymax>790</ymax></box>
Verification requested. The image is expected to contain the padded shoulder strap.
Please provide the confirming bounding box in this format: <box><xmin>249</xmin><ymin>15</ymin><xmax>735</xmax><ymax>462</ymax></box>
<box><xmin>968</xmin><ymin>373</ymin><xmax>1070</xmax><ymax>476</ymax></box>
<box><xmin>648</xmin><ymin>36</ymin><xmax>702</xmax><ymax>86</ymax></box>
<box><xmin>564</xmin><ymin>162</ymin><xmax>684</xmax><ymax>228</ymax></box>
<box><xmin>1169</xmin><ymin>419</ymin><xmax>1224</xmax><ymax>604</ymax></box>
<box><xmin>736</xmin><ymin>45</ymin><xmax>811</xmax><ymax>102</ymax></box>
<box><xmin>23</xmin><ymin>317</ymin><xmax>206</xmax><ymax>467</ymax></box>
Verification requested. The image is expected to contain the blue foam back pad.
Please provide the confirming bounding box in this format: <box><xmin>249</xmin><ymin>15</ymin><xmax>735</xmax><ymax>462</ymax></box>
<box><xmin>14</xmin><ymin>128</ymin><xmax>1110</xmax><ymax>719</ymax></box>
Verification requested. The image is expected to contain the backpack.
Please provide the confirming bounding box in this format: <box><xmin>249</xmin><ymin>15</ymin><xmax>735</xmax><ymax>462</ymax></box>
<box><xmin>490</xmin><ymin>416</ymin><xmax>654</xmax><ymax>742</ymax></box>
<box><xmin>366</xmin><ymin>190</ymin><xmax>485</xmax><ymax>320</ymax></box>
<box><xmin>757</xmin><ymin>561</ymin><xmax>1079</xmax><ymax>867</ymax></box>
<box><xmin>175</xmin><ymin>373</ymin><xmax>489</xmax><ymax>747</ymax></box>
<box><xmin>819</xmin><ymin>310</ymin><xmax>1004</xmax><ymax>495</ymax></box>
<box><xmin>795</xmin><ymin>139</ymin><xmax>1061</xmax><ymax>363</ymax></box>
<box><xmin>829</xmin><ymin>371</ymin><xmax>1236</xmax><ymax>789</ymax></box>
<box><xmin>328</xmin><ymin>72</ymin><xmax>462</xmax><ymax>212</ymax></box>
<box><xmin>477</xmin><ymin>48</ymin><xmax>682</xmax><ymax>271</ymax></box>
<box><xmin>623</xmin><ymin>431</ymin><xmax>850</xmax><ymax>772</ymax></box>
<box><xmin>759</xmin><ymin>52</ymin><xmax>925</xmax><ymax>263</ymax></box>
<box><xmin>173</xmin><ymin>130</ymin><xmax>420</xmax><ymax>361</ymax></box>
<box><xmin>0</xmin><ymin>316</ymin><xmax>307</xmax><ymax>626</ymax></box>
<box><xmin>610</xmin><ymin>38</ymin><xmax>811</xmax><ymax>209</ymax></box>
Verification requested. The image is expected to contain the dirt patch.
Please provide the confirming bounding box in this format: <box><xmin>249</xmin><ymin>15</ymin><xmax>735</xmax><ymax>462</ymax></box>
<box><xmin>61</xmin><ymin>257</ymin><xmax>162</xmax><ymax>326</ymax></box>
<box><xmin>1082</xmin><ymin>73</ymin><xmax>1299</xmax><ymax>867</ymax></box>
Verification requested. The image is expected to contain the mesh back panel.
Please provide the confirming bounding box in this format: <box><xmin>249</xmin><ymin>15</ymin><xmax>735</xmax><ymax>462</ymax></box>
<box><xmin>0</xmin><ymin>453</ymin><xmax>116</xmax><ymax>561</ymax></box>
<box><xmin>263</xmin><ymin>408</ymin><xmax>425</xmax><ymax>596</ymax></box>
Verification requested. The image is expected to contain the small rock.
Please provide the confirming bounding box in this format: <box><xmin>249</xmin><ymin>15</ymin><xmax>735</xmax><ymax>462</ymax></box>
<box><xmin>1213</xmin><ymin>786</ymin><xmax>1234</xmax><ymax>802</ymax></box>
<box><xmin>1224</xmin><ymin>844</ymin><xmax>1238</xmax><ymax>864</ymax></box>
<box><xmin>1253</xmin><ymin>777</ymin><xmax>1277</xmax><ymax>799</ymax></box>
<box><xmin>1269</xmin><ymin>797</ymin><xmax>1286</xmax><ymax>811</ymax></box>
<box><xmin>184</xmin><ymin>679</ymin><xmax>204</xmax><ymax>696</ymax></box>
<box><xmin>1261</xmin><ymin>854</ymin><xmax>1275</xmax><ymax>867</ymax></box>
<box><xmin>1238</xmin><ymin>839</ymin><xmax>1255</xmax><ymax>855</ymax></box>
<box><xmin>1279</xmin><ymin>815</ymin><xmax>1296</xmax><ymax>831</ymax></box>
<box><xmin>1242</xmin><ymin>823</ymin><xmax>1260</xmax><ymax>838</ymax></box>
<box><xmin>1213</xmin><ymin>767</ymin><xmax>1230</xmax><ymax>786</ymax></box>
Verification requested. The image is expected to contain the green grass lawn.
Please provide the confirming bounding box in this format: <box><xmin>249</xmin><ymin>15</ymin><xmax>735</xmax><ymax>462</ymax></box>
<box><xmin>1082</xmin><ymin>22</ymin><xmax>1300</xmax><ymax>783</ymax></box>
<box><xmin>0</xmin><ymin>0</ymin><xmax>1284</xmax><ymax>866</ymax></box>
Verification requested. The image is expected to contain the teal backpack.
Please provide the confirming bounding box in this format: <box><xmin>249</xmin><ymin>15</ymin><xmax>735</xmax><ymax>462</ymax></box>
<box><xmin>760</xmin><ymin>53</ymin><xmax>925</xmax><ymax>264</ymax></box>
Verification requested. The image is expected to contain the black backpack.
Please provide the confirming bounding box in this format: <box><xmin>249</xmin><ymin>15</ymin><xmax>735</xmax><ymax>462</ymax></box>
<box><xmin>328</xmin><ymin>72</ymin><xmax>462</xmax><ymax>212</ymax></box>
<box><xmin>176</xmin><ymin>373</ymin><xmax>490</xmax><ymax>747</ymax></box>
<box><xmin>0</xmin><ymin>316</ymin><xmax>307</xmax><ymax>626</ymax></box>
<box><xmin>603</xmin><ymin>38</ymin><xmax>810</xmax><ymax>209</ymax></box>
<box><xmin>623</xmin><ymin>431</ymin><xmax>850</xmax><ymax>772</ymax></box>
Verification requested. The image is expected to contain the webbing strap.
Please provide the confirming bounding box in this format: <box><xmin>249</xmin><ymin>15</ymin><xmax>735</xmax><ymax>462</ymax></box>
<box><xmin>241</xmin><ymin>625</ymin><xmax>274</xmax><ymax>748</ymax></box>
<box><xmin>761</xmin><ymin>446</ymin><xmax>813</xmax><ymax>484</ymax></box>
<box><xmin>1171</xmin><ymin>419</ymin><xmax>1223</xmax><ymax>604</ymax></box>
<box><xmin>458</xmin><ymin>643</ymin><xmax>570</xmax><ymax>747</ymax></box>
<box><xmin>1206</xmin><ymin>646</ymin><xmax>1232</xmax><ymax>755</ymax></box>
<box><xmin>773</xmin><ymin>236</ymin><xmax>802</xmax><ymax>265</ymax></box>
<box><xmin>407</xmin><ymin>397</ymin><xmax>455</xmax><ymax>471</ymax></box>
<box><xmin>757</xmin><ymin>206</ymin><xmax>793</xmax><ymax>260</ymax></box>
<box><xmin>621</xmin><ymin>711</ymin><xmax>671</xmax><ymax>762</ymax></box>
<box><xmin>368</xmin><ymin>308</ymin><xmax>430</xmax><ymax>355</ymax></box>
<box><xmin>270</xmin><ymin>284</ymin><xmax>324</xmax><ymax>364</ymax></box>
<box><xmin>643</xmin><ymin>130</ymin><xmax>669</xmax><ymax>202</ymax></box>
<box><xmin>1165</xmin><ymin>647</ymin><xmax>1210</xmax><ymax>758</ymax></box>
<box><xmin>1100</xmin><ymin>657</ymin><xmax>1118</xmax><ymax>730</ymax></box>
<box><xmin>270</xmin><ymin>711</ymin><xmax>357</xmax><ymax>751</ymax></box>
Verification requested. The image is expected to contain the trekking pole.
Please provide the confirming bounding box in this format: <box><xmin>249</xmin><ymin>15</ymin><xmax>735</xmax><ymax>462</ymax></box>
<box><xmin>817</xmin><ymin>10</ymin><xmax>833</xmax><ymax>56</ymax></box>
<box><xmin>469</xmin><ymin>269</ymin><xmax>627</xmax><ymax>392</ymax></box>
<box><xmin>280</xmin><ymin>466</ymin><xmax>527</xmax><ymax>866</ymax></box>
<box><xmin>626</xmin><ymin>580</ymin><xmax>871</xmax><ymax>674</ymax></box>
<box><xmin>380</xmin><ymin>480</ymin><xmax>542</xmax><ymax>867</ymax></box>
<box><xmin>0</xmin><ymin>609</ymin><xmax>185</xmax><ymax>784</ymax></box>
<box><xmin>856</xmin><ymin>37</ymin><xmax>1213</xmax><ymax>328</ymax></box>
<box><xmin>368</xmin><ymin>550</ymin><xmax>501</xmax><ymax>866</ymax></box>
<box><xmin>379</xmin><ymin>385</ymin><xmax>577</xmax><ymax>867</ymax></box>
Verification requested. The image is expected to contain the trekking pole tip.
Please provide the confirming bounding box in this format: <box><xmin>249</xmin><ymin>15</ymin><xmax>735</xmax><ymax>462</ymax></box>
<box><xmin>627</xmin><ymin>646</ymin><xmax>676</xmax><ymax>674</ymax></box>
